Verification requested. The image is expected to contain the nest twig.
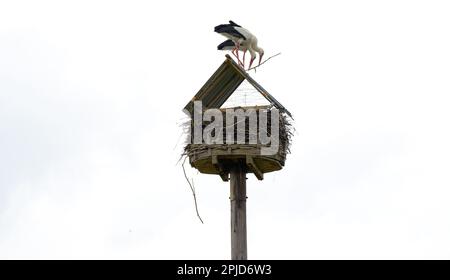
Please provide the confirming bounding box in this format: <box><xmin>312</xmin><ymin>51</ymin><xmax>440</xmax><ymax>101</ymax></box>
<box><xmin>182</xmin><ymin>156</ymin><xmax>204</xmax><ymax>224</ymax></box>
<box><xmin>247</xmin><ymin>52</ymin><xmax>281</xmax><ymax>72</ymax></box>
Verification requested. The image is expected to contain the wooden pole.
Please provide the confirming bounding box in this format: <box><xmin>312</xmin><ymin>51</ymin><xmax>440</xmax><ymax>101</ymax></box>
<box><xmin>230</xmin><ymin>163</ymin><xmax>247</xmax><ymax>260</ymax></box>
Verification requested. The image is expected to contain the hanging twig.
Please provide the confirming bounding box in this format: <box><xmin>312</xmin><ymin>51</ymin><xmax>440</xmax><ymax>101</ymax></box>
<box><xmin>246</xmin><ymin>52</ymin><xmax>282</xmax><ymax>72</ymax></box>
<box><xmin>182</xmin><ymin>156</ymin><xmax>204</xmax><ymax>224</ymax></box>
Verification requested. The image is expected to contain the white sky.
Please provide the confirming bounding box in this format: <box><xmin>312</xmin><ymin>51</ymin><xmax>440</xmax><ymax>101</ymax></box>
<box><xmin>1</xmin><ymin>0</ymin><xmax>450</xmax><ymax>259</ymax></box>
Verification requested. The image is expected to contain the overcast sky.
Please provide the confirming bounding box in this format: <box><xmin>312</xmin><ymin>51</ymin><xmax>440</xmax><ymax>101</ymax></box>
<box><xmin>1</xmin><ymin>0</ymin><xmax>450</xmax><ymax>259</ymax></box>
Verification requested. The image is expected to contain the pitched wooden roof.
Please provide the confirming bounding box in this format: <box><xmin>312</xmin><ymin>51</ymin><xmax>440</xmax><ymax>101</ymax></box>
<box><xmin>183</xmin><ymin>55</ymin><xmax>292</xmax><ymax>118</ymax></box>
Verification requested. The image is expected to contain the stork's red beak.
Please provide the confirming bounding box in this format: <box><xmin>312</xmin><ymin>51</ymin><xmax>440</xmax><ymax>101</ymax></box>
<box><xmin>248</xmin><ymin>57</ymin><xmax>255</xmax><ymax>70</ymax></box>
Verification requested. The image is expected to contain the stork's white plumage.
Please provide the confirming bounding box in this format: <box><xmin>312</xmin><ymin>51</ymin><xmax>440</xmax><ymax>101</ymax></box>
<box><xmin>214</xmin><ymin>21</ymin><xmax>264</xmax><ymax>69</ymax></box>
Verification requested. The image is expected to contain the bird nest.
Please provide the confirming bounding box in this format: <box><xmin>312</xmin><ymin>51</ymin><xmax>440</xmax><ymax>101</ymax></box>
<box><xmin>182</xmin><ymin>106</ymin><xmax>293</xmax><ymax>181</ymax></box>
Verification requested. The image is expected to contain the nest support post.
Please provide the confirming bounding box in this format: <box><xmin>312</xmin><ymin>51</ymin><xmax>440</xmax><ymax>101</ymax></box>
<box><xmin>230</xmin><ymin>162</ymin><xmax>247</xmax><ymax>260</ymax></box>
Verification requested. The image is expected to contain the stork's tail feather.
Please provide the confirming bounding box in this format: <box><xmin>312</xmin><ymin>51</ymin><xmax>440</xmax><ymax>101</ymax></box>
<box><xmin>228</xmin><ymin>20</ymin><xmax>241</xmax><ymax>27</ymax></box>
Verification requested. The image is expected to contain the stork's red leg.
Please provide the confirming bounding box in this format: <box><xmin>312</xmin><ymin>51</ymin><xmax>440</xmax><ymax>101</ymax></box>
<box><xmin>232</xmin><ymin>47</ymin><xmax>244</xmax><ymax>67</ymax></box>
<box><xmin>235</xmin><ymin>43</ymin><xmax>244</xmax><ymax>66</ymax></box>
<box><xmin>232</xmin><ymin>47</ymin><xmax>238</xmax><ymax>58</ymax></box>
<box><xmin>237</xmin><ymin>51</ymin><xmax>244</xmax><ymax>67</ymax></box>
<box><xmin>231</xmin><ymin>48</ymin><xmax>244</xmax><ymax>67</ymax></box>
<box><xmin>242</xmin><ymin>51</ymin><xmax>246</xmax><ymax>68</ymax></box>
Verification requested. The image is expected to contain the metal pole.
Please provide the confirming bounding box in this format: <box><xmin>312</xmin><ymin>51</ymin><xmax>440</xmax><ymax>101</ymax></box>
<box><xmin>230</xmin><ymin>163</ymin><xmax>247</xmax><ymax>260</ymax></box>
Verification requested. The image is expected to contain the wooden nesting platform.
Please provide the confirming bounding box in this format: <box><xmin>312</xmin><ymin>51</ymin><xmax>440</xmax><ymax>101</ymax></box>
<box><xmin>187</xmin><ymin>144</ymin><xmax>285</xmax><ymax>181</ymax></box>
<box><xmin>182</xmin><ymin>56</ymin><xmax>293</xmax><ymax>182</ymax></box>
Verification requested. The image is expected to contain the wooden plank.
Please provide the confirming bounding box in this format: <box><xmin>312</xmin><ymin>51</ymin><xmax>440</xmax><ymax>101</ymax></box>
<box><xmin>188</xmin><ymin>144</ymin><xmax>285</xmax><ymax>176</ymax></box>
<box><xmin>230</xmin><ymin>163</ymin><xmax>247</xmax><ymax>260</ymax></box>
<box><xmin>246</xmin><ymin>155</ymin><xmax>264</xmax><ymax>180</ymax></box>
<box><xmin>212</xmin><ymin>155</ymin><xmax>229</xmax><ymax>182</ymax></box>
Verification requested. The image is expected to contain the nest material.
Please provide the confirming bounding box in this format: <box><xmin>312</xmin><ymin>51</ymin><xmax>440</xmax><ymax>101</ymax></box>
<box><xmin>183</xmin><ymin>107</ymin><xmax>293</xmax><ymax>161</ymax></box>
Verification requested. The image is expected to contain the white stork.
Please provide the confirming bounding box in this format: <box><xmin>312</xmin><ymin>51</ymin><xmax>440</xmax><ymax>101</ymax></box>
<box><xmin>214</xmin><ymin>21</ymin><xmax>264</xmax><ymax>69</ymax></box>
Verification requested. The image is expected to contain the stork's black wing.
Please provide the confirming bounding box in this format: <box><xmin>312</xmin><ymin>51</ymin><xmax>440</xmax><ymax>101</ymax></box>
<box><xmin>214</xmin><ymin>25</ymin><xmax>246</xmax><ymax>40</ymax></box>
<box><xmin>214</xmin><ymin>24</ymin><xmax>227</xmax><ymax>32</ymax></box>
<box><xmin>217</xmin><ymin>39</ymin><xmax>235</xmax><ymax>50</ymax></box>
